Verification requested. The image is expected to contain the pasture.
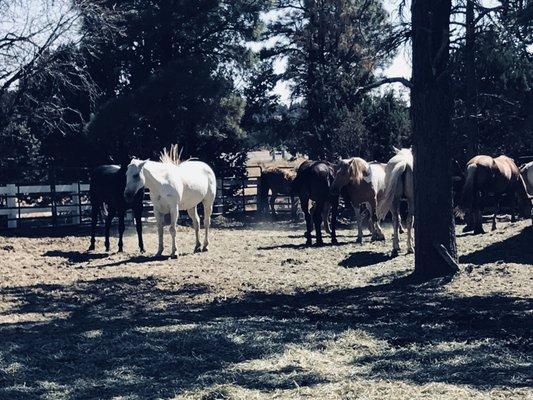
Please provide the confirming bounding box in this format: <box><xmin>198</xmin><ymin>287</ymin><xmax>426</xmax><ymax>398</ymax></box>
<box><xmin>0</xmin><ymin>218</ymin><xmax>531</xmax><ymax>399</ymax></box>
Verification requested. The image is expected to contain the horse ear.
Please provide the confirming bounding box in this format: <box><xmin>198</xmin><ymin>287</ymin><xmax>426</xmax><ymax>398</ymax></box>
<box><xmin>392</xmin><ymin>146</ymin><xmax>400</xmax><ymax>154</ymax></box>
<box><xmin>139</xmin><ymin>159</ymin><xmax>150</xmax><ymax>169</ymax></box>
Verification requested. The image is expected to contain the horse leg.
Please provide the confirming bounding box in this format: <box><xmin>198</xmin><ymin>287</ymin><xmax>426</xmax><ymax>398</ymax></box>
<box><xmin>134</xmin><ymin>207</ymin><xmax>144</xmax><ymax>253</ymax></box>
<box><xmin>322</xmin><ymin>202</ymin><xmax>331</xmax><ymax>234</ymax></box>
<box><xmin>473</xmin><ymin>191</ymin><xmax>485</xmax><ymax>234</ymax></box>
<box><xmin>270</xmin><ymin>191</ymin><xmax>277</xmax><ymax>219</ymax></box>
<box><xmin>188</xmin><ymin>207</ymin><xmax>201</xmax><ymax>253</ymax></box>
<box><xmin>492</xmin><ymin>195</ymin><xmax>500</xmax><ymax>231</ymax></box>
<box><xmin>117</xmin><ymin>212</ymin><xmax>125</xmax><ymax>252</ymax></box>
<box><xmin>369</xmin><ymin>200</ymin><xmax>385</xmax><ymax>241</ymax></box>
<box><xmin>104</xmin><ymin>207</ymin><xmax>116</xmax><ymax>252</ymax></box>
<box><xmin>510</xmin><ymin>191</ymin><xmax>517</xmax><ymax>223</ymax></box>
<box><xmin>354</xmin><ymin>205</ymin><xmax>363</xmax><ymax>243</ymax></box>
<box><xmin>406</xmin><ymin>198</ymin><xmax>414</xmax><ymax>254</ymax></box>
<box><xmin>330</xmin><ymin>197</ymin><xmax>339</xmax><ymax>245</ymax></box>
<box><xmin>202</xmin><ymin>197</ymin><xmax>213</xmax><ymax>252</ymax></box>
<box><xmin>391</xmin><ymin>200</ymin><xmax>401</xmax><ymax>257</ymax></box>
<box><xmin>154</xmin><ymin>211</ymin><xmax>164</xmax><ymax>256</ymax></box>
<box><xmin>313</xmin><ymin>201</ymin><xmax>325</xmax><ymax>246</ymax></box>
<box><xmin>88</xmin><ymin>200</ymin><xmax>100</xmax><ymax>251</ymax></box>
<box><xmin>169</xmin><ymin>206</ymin><xmax>178</xmax><ymax>259</ymax></box>
<box><xmin>301</xmin><ymin>196</ymin><xmax>312</xmax><ymax>245</ymax></box>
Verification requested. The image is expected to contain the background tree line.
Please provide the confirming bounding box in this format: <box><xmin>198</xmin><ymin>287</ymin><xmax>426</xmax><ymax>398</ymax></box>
<box><xmin>0</xmin><ymin>0</ymin><xmax>531</xmax><ymax>181</ymax></box>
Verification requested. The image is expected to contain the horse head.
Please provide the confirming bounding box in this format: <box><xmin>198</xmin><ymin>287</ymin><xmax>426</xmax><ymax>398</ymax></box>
<box><xmin>330</xmin><ymin>158</ymin><xmax>352</xmax><ymax>196</ymax></box>
<box><xmin>124</xmin><ymin>158</ymin><xmax>149</xmax><ymax>203</ymax></box>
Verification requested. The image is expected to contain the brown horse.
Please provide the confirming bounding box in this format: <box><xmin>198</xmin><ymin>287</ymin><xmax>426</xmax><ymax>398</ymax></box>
<box><xmin>459</xmin><ymin>155</ymin><xmax>531</xmax><ymax>234</ymax></box>
<box><xmin>257</xmin><ymin>167</ymin><xmax>297</xmax><ymax>218</ymax></box>
<box><xmin>292</xmin><ymin>160</ymin><xmax>338</xmax><ymax>246</ymax></box>
<box><xmin>330</xmin><ymin>157</ymin><xmax>386</xmax><ymax>243</ymax></box>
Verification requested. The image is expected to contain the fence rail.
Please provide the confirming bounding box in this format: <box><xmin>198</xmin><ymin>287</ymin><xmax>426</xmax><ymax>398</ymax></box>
<box><xmin>0</xmin><ymin>165</ymin><xmax>298</xmax><ymax>230</ymax></box>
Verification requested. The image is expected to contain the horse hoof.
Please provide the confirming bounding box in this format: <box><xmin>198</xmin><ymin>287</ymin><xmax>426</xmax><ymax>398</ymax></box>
<box><xmin>355</xmin><ymin>237</ymin><xmax>363</xmax><ymax>244</ymax></box>
<box><xmin>473</xmin><ymin>229</ymin><xmax>485</xmax><ymax>235</ymax></box>
<box><xmin>170</xmin><ymin>254</ymin><xmax>178</xmax><ymax>259</ymax></box>
<box><xmin>139</xmin><ymin>249</ymin><xmax>145</xmax><ymax>253</ymax></box>
<box><xmin>202</xmin><ymin>247</ymin><xmax>208</xmax><ymax>252</ymax></box>
<box><xmin>306</xmin><ymin>239</ymin><xmax>313</xmax><ymax>246</ymax></box>
<box><xmin>118</xmin><ymin>248</ymin><xmax>123</xmax><ymax>253</ymax></box>
<box><xmin>194</xmin><ymin>246</ymin><xmax>201</xmax><ymax>253</ymax></box>
<box><xmin>406</xmin><ymin>248</ymin><xmax>414</xmax><ymax>254</ymax></box>
<box><xmin>331</xmin><ymin>238</ymin><xmax>339</xmax><ymax>245</ymax></box>
<box><xmin>390</xmin><ymin>249</ymin><xmax>399</xmax><ymax>258</ymax></box>
<box><xmin>314</xmin><ymin>241</ymin><xmax>324</xmax><ymax>247</ymax></box>
<box><xmin>87</xmin><ymin>246</ymin><xmax>95</xmax><ymax>252</ymax></box>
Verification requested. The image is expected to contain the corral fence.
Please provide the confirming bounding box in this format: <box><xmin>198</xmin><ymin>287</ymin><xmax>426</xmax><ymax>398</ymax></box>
<box><xmin>0</xmin><ymin>165</ymin><xmax>298</xmax><ymax>230</ymax></box>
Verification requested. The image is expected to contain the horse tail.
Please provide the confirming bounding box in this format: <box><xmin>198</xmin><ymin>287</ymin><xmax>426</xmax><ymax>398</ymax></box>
<box><xmin>159</xmin><ymin>144</ymin><xmax>182</xmax><ymax>165</ymax></box>
<box><xmin>456</xmin><ymin>163</ymin><xmax>477</xmax><ymax>217</ymax></box>
<box><xmin>377</xmin><ymin>161</ymin><xmax>407</xmax><ymax>220</ymax></box>
<box><xmin>257</xmin><ymin>172</ymin><xmax>270</xmax><ymax>212</ymax></box>
<box><xmin>101</xmin><ymin>202</ymin><xmax>108</xmax><ymax>219</ymax></box>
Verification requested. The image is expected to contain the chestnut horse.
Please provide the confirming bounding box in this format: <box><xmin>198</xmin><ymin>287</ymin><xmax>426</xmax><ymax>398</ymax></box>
<box><xmin>257</xmin><ymin>167</ymin><xmax>297</xmax><ymax>218</ymax></box>
<box><xmin>459</xmin><ymin>155</ymin><xmax>531</xmax><ymax>234</ymax></box>
<box><xmin>330</xmin><ymin>158</ymin><xmax>386</xmax><ymax>243</ymax></box>
<box><xmin>292</xmin><ymin>160</ymin><xmax>338</xmax><ymax>246</ymax></box>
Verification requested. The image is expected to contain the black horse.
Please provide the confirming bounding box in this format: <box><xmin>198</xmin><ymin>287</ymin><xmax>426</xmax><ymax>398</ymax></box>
<box><xmin>88</xmin><ymin>165</ymin><xmax>145</xmax><ymax>253</ymax></box>
<box><xmin>292</xmin><ymin>160</ymin><xmax>339</xmax><ymax>246</ymax></box>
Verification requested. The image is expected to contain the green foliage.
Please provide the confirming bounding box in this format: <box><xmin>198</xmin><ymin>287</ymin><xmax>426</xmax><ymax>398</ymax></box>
<box><xmin>84</xmin><ymin>0</ymin><xmax>269</xmax><ymax>169</ymax></box>
<box><xmin>263</xmin><ymin>0</ymin><xmax>404</xmax><ymax>159</ymax></box>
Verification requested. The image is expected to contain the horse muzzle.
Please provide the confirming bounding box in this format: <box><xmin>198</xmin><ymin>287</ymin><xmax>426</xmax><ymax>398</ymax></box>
<box><xmin>124</xmin><ymin>190</ymin><xmax>136</xmax><ymax>203</ymax></box>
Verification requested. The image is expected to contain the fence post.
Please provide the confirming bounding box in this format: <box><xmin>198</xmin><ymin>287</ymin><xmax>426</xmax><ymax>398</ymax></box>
<box><xmin>72</xmin><ymin>183</ymin><xmax>81</xmax><ymax>225</ymax></box>
<box><xmin>6</xmin><ymin>184</ymin><xmax>17</xmax><ymax>228</ymax></box>
<box><xmin>241</xmin><ymin>173</ymin><xmax>246</xmax><ymax>213</ymax></box>
<box><xmin>49</xmin><ymin>168</ymin><xmax>58</xmax><ymax>227</ymax></box>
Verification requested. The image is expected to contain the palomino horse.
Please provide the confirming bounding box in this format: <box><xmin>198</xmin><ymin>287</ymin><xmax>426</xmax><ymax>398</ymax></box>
<box><xmin>88</xmin><ymin>164</ymin><xmax>144</xmax><ymax>253</ymax></box>
<box><xmin>459</xmin><ymin>155</ymin><xmax>531</xmax><ymax>234</ymax></box>
<box><xmin>124</xmin><ymin>145</ymin><xmax>216</xmax><ymax>258</ymax></box>
<box><xmin>377</xmin><ymin>148</ymin><xmax>414</xmax><ymax>257</ymax></box>
<box><xmin>257</xmin><ymin>167</ymin><xmax>297</xmax><ymax>218</ymax></box>
<box><xmin>292</xmin><ymin>160</ymin><xmax>338</xmax><ymax>246</ymax></box>
<box><xmin>330</xmin><ymin>158</ymin><xmax>386</xmax><ymax>243</ymax></box>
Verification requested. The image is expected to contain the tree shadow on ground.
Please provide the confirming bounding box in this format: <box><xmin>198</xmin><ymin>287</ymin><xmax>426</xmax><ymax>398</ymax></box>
<box><xmin>339</xmin><ymin>251</ymin><xmax>392</xmax><ymax>268</ymax></box>
<box><xmin>0</xmin><ymin>269</ymin><xmax>530</xmax><ymax>398</ymax></box>
<box><xmin>459</xmin><ymin>225</ymin><xmax>533</xmax><ymax>265</ymax></box>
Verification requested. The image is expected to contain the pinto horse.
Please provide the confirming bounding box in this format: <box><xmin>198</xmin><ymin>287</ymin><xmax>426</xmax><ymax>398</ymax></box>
<box><xmin>377</xmin><ymin>148</ymin><xmax>414</xmax><ymax>257</ymax></box>
<box><xmin>88</xmin><ymin>164</ymin><xmax>145</xmax><ymax>253</ymax></box>
<box><xmin>330</xmin><ymin>158</ymin><xmax>386</xmax><ymax>243</ymax></box>
<box><xmin>459</xmin><ymin>155</ymin><xmax>531</xmax><ymax>234</ymax></box>
<box><xmin>292</xmin><ymin>160</ymin><xmax>338</xmax><ymax>246</ymax></box>
<box><xmin>257</xmin><ymin>167</ymin><xmax>298</xmax><ymax>218</ymax></box>
<box><xmin>124</xmin><ymin>145</ymin><xmax>216</xmax><ymax>258</ymax></box>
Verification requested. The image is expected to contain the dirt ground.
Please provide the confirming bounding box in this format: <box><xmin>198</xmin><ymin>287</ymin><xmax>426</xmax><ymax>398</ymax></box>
<box><xmin>0</xmin><ymin>217</ymin><xmax>531</xmax><ymax>399</ymax></box>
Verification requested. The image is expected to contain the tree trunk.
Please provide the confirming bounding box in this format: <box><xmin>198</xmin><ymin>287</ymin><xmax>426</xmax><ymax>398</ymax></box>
<box><xmin>411</xmin><ymin>0</ymin><xmax>458</xmax><ymax>278</ymax></box>
<box><xmin>465</xmin><ymin>0</ymin><xmax>479</xmax><ymax>158</ymax></box>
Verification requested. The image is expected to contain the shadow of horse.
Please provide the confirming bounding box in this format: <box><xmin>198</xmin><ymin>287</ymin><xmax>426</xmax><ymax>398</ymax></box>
<box><xmin>43</xmin><ymin>250</ymin><xmax>109</xmax><ymax>263</ymax></box>
<box><xmin>339</xmin><ymin>251</ymin><xmax>392</xmax><ymax>268</ymax></box>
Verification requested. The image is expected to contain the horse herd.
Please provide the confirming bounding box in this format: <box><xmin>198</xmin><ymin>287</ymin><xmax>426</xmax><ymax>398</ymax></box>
<box><xmin>88</xmin><ymin>144</ymin><xmax>533</xmax><ymax>258</ymax></box>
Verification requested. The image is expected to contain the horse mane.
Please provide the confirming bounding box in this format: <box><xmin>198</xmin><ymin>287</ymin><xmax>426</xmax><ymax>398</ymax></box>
<box><xmin>159</xmin><ymin>144</ymin><xmax>182</xmax><ymax>166</ymax></box>
<box><xmin>348</xmin><ymin>158</ymin><xmax>369</xmax><ymax>183</ymax></box>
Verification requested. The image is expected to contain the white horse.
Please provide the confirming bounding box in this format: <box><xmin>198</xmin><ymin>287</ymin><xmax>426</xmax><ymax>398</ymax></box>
<box><xmin>520</xmin><ymin>161</ymin><xmax>533</xmax><ymax>195</ymax></box>
<box><xmin>377</xmin><ymin>148</ymin><xmax>414</xmax><ymax>257</ymax></box>
<box><xmin>124</xmin><ymin>146</ymin><xmax>216</xmax><ymax>258</ymax></box>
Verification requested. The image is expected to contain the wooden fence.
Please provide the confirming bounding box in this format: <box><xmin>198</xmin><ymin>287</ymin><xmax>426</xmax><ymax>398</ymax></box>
<box><xmin>0</xmin><ymin>166</ymin><xmax>297</xmax><ymax>229</ymax></box>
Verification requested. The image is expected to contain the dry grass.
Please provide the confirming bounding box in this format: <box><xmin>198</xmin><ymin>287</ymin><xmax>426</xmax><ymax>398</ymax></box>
<box><xmin>0</xmin><ymin>218</ymin><xmax>531</xmax><ymax>399</ymax></box>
